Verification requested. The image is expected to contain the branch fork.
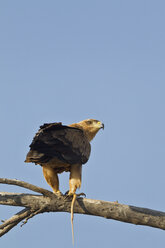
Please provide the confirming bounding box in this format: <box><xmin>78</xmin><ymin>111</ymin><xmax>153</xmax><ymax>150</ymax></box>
<box><xmin>0</xmin><ymin>178</ymin><xmax>165</xmax><ymax>238</ymax></box>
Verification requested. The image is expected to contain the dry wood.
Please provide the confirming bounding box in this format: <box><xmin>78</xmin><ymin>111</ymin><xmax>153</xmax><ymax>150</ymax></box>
<box><xmin>0</xmin><ymin>178</ymin><xmax>165</xmax><ymax>238</ymax></box>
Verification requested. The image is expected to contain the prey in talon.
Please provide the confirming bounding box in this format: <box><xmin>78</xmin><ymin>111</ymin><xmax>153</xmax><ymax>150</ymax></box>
<box><xmin>25</xmin><ymin>119</ymin><xmax>104</xmax><ymax>245</ymax></box>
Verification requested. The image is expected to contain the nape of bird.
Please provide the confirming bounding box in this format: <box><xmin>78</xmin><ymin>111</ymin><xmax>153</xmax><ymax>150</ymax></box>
<box><xmin>25</xmin><ymin>119</ymin><xmax>104</xmax><ymax>244</ymax></box>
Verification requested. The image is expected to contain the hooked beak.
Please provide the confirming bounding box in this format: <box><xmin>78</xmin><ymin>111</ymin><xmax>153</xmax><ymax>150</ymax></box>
<box><xmin>101</xmin><ymin>123</ymin><xmax>104</xmax><ymax>130</ymax></box>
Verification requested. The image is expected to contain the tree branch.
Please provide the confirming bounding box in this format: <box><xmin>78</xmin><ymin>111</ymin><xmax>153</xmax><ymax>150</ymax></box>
<box><xmin>0</xmin><ymin>178</ymin><xmax>54</xmax><ymax>197</ymax></box>
<box><xmin>0</xmin><ymin>178</ymin><xmax>164</xmax><ymax>238</ymax></box>
<box><xmin>0</xmin><ymin>208</ymin><xmax>31</xmax><ymax>237</ymax></box>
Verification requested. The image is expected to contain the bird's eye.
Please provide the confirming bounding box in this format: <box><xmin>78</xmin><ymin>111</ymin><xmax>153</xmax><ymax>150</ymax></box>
<box><xmin>86</xmin><ymin>120</ymin><xmax>92</xmax><ymax>125</ymax></box>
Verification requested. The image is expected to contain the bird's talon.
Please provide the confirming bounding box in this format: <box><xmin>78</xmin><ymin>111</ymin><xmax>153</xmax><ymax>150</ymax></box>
<box><xmin>53</xmin><ymin>191</ymin><xmax>63</xmax><ymax>196</ymax></box>
<box><xmin>64</xmin><ymin>192</ymin><xmax>86</xmax><ymax>199</ymax></box>
<box><xmin>64</xmin><ymin>194</ymin><xmax>72</xmax><ymax>200</ymax></box>
<box><xmin>64</xmin><ymin>190</ymin><xmax>69</xmax><ymax>196</ymax></box>
<box><xmin>77</xmin><ymin>192</ymin><xmax>86</xmax><ymax>198</ymax></box>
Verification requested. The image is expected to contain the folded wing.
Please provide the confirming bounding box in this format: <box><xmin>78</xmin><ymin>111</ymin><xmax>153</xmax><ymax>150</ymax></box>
<box><xmin>25</xmin><ymin>122</ymin><xmax>91</xmax><ymax>165</ymax></box>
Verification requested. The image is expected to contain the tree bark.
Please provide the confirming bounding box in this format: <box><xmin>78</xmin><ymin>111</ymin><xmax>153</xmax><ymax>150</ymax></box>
<box><xmin>0</xmin><ymin>178</ymin><xmax>165</xmax><ymax>237</ymax></box>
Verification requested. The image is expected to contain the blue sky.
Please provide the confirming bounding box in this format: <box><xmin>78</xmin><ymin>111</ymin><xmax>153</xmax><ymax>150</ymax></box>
<box><xmin>0</xmin><ymin>1</ymin><xmax>165</xmax><ymax>247</ymax></box>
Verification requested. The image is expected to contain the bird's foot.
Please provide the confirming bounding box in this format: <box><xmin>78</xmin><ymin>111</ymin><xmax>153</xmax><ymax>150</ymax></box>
<box><xmin>64</xmin><ymin>190</ymin><xmax>69</xmax><ymax>196</ymax></box>
<box><xmin>53</xmin><ymin>190</ymin><xmax>63</xmax><ymax>196</ymax></box>
<box><xmin>64</xmin><ymin>191</ymin><xmax>86</xmax><ymax>199</ymax></box>
<box><xmin>76</xmin><ymin>192</ymin><xmax>86</xmax><ymax>198</ymax></box>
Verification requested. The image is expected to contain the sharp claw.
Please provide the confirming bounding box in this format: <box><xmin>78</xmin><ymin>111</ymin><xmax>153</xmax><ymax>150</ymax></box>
<box><xmin>64</xmin><ymin>194</ymin><xmax>72</xmax><ymax>200</ymax></box>
<box><xmin>64</xmin><ymin>190</ymin><xmax>69</xmax><ymax>196</ymax></box>
<box><xmin>64</xmin><ymin>191</ymin><xmax>86</xmax><ymax>200</ymax></box>
<box><xmin>77</xmin><ymin>192</ymin><xmax>86</xmax><ymax>198</ymax></box>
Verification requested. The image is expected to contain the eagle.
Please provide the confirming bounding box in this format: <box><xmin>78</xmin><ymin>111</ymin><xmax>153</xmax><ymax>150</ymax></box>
<box><xmin>25</xmin><ymin>119</ymin><xmax>104</xmax><ymax>197</ymax></box>
<box><xmin>25</xmin><ymin>119</ymin><xmax>104</xmax><ymax>243</ymax></box>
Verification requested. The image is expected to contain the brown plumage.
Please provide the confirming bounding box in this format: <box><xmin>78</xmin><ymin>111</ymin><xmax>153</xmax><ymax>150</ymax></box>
<box><xmin>25</xmin><ymin>122</ymin><xmax>91</xmax><ymax>172</ymax></box>
<box><xmin>25</xmin><ymin>119</ymin><xmax>104</xmax><ymax>244</ymax></box>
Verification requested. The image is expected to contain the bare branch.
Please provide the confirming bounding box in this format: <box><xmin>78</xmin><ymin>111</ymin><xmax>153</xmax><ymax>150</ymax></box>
<box><xmin>21</xmin><ymin>207</ymin><xmax>45</xmax><ymax>226</ymax></box>
<box><xmin>0</xmin><ymin>192</ymin><xmax>47</xmax><ymax>207</ymax></box>
<box><xmin>0</xmin><ymin>178</ymin><xmax>54</xmax><ymax>197</ymax></box>
<box><xmin>0</xmin><ymin>208</ymin><xmax>31</xmax><ymax>237</ymax></box>
<box><xmin>0</xmin><ymin>178</ymin><xmax>165</xmax><ymax>238</ymax></box>
<box><xmin>74</xmin><ymin>198</ymin><xmax>165</xmax><ymax>230</ymax></box>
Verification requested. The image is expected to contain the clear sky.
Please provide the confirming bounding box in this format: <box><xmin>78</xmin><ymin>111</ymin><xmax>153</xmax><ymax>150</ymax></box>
<box><xmin>0</xmin><ymin>1</ymin><xmax>165</xmax><ymax>247</ymax></box>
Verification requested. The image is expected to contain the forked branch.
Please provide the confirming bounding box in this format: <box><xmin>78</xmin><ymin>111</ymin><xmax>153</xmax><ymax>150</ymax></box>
<box><xmin>0</xmin><ymin>178</ymin><xmax>165</xmax><ymax>238</ymax></box>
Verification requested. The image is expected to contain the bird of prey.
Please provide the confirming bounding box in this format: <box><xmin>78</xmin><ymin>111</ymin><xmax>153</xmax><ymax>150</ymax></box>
<box><xmin>25</xmin><ymin>119</ymin><xmax>104</xmax><ymax>196</ymax></box>
<box><xmin>25</xmin><ymin>119</ymin><xmax>104</xmax><ymax>242</ymax></box>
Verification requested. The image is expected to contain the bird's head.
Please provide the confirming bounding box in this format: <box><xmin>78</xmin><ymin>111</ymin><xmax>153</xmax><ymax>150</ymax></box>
<box><xmin>77</xmin><ymin>119</ymin><xmax>104</xmax><ymax>142</ymax></box>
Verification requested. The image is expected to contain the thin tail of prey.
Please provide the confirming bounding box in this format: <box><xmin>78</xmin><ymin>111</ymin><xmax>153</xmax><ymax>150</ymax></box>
<box><xmin>71</xmin><ymin>193</ymin><xmax>77</xmax><ymax>246</ymax></box>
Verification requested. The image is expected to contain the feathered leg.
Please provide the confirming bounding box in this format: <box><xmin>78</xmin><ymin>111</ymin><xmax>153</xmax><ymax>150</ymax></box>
<box><xmin>42</xmin><ymin>166</ymin><xmax>61</xmax><ymax>195</ymax></box>
<box><xmin>68</xmin><ymin>164</ymin><xmax>82</xmax><ymax>196</ymax></box>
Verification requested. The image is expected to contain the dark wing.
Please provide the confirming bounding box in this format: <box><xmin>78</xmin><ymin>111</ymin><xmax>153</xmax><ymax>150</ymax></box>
<box><xmin>25</xmin><ymin>122</ymin><xmax>91</xmax><ymax>165</ymax></box>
